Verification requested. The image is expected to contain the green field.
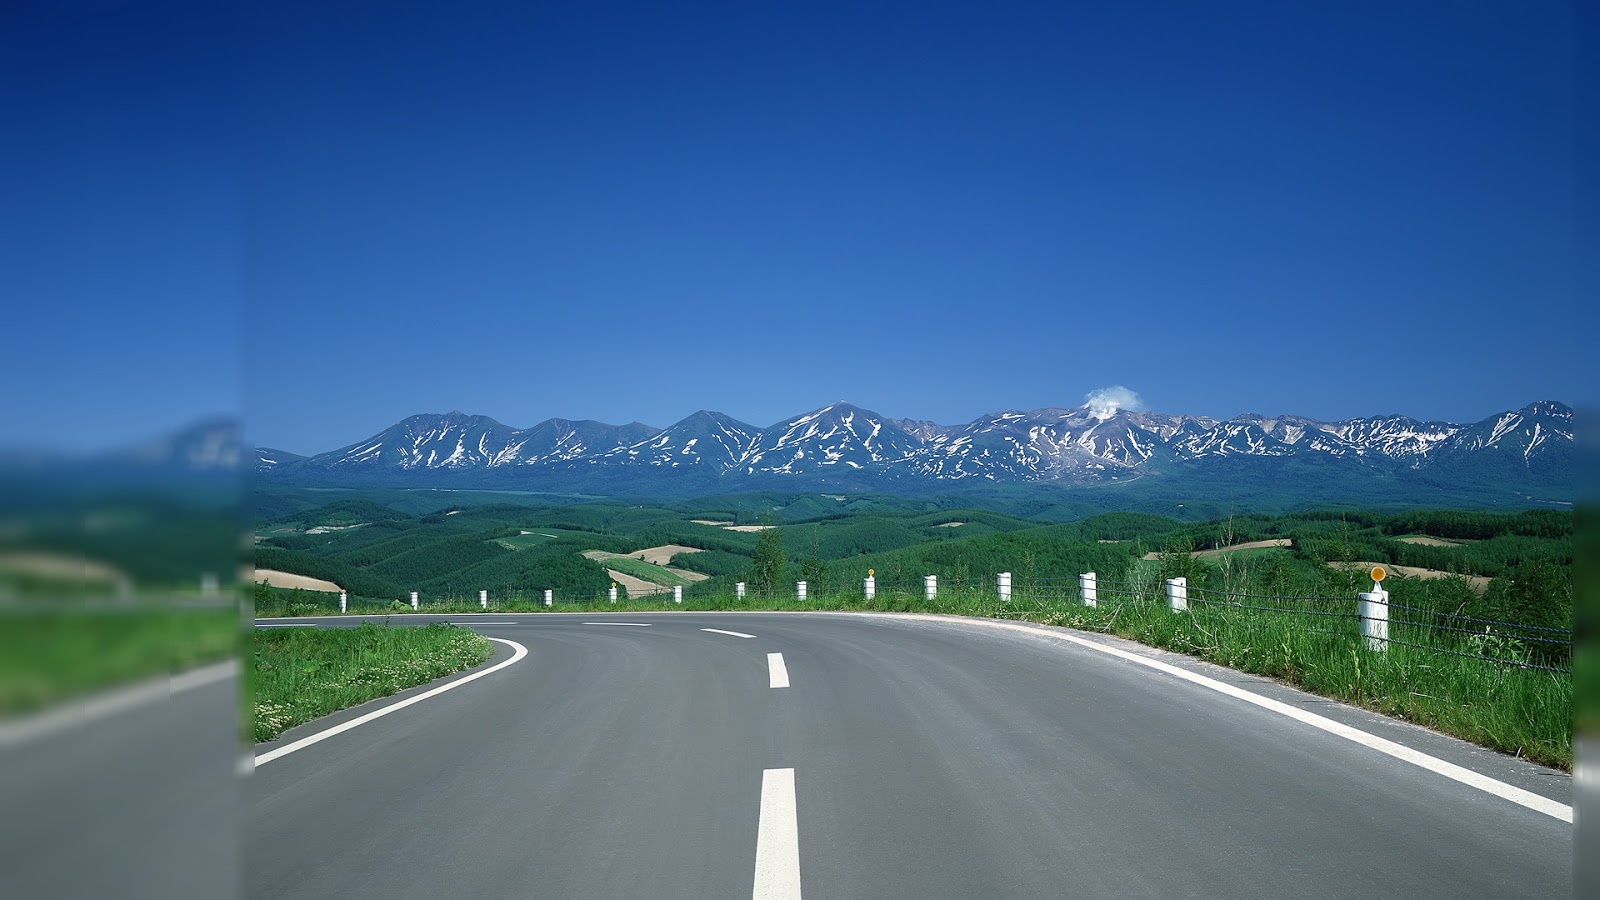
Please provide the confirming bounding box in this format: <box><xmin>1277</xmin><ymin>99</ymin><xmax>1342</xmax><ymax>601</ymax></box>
<box><xmin>0</xmin><ymin>606</ymin><xmax>239</xmax><ymax>715</ymax></box>
<box><xmin>591</xmin><ymin>554</ymin><xmax>692</xmax><ymax>587</ymax></box>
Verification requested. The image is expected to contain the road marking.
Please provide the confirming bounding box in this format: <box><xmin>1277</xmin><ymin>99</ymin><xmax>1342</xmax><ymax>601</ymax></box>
<box><xmin>253</xmin><ymin>637</ymin><xmax>527</xmax><ymax>768</ymax></box>
<box><xmin>768</xmin><ymin>653</ymin><xmax>790</xmax><ymax>689</ymax></box>
<box><xmin>703</xmin><ymin>628</ymin><xmax>756</xmax><ymax>639</ymax></box>
<box><xmin>452</xmin><ymin>621</ymin><xmax>516</xmax><ymax>626</ymax></box>
<box><xmin>256</xmin><ymin>622</ymin><xmax>316</xmax><ymax>627</ymax></box>
<box><xmin>583</xmin><ymin>622</ymin><xmax>651</xmax><ymax>627</ymax></box>
<box><xmin>966</xmin><ymin>617</ymin><xmax>1574</xmax><ymax>824</ymax></box>
<box><xmin>753</xmin><ymin>767</ymin><xmax>801</xmax><ymax>899</ymax></box>
<box><xmin>0</xmin><ymin>660</ymin><xmax>236</xmax><ymax>749</ymax></box>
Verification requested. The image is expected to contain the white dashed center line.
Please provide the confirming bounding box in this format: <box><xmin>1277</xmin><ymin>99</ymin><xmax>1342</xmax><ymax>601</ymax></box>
<box><xmin>767</xmin><ymin>653</ymin><xmax>790</xmax><ymax>689</ymax></box>
<box><xmin>702</xmin><ymin>628</ymin><xmax>756</xmax><ymax>639</ymax></box>
<box><xmin>753</xmin><ymin>767</ymin><xmax>802</xmax><ymax>899</ymax></box>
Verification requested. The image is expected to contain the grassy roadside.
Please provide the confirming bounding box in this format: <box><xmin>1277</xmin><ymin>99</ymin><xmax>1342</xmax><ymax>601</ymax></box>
<box><xmin>251</xmin><ymin>622</ymin><xmax>493</xmax><ymax>743</ymax></box>
<box><xmin>0</xmin><ymin>607</ymin><xmax>239</xmax><ymax>715</ymax></box>
<box><xmin>265</xmin><ymin>588</ymin><xmax>1573</xmax><ymax>770</ymax></box>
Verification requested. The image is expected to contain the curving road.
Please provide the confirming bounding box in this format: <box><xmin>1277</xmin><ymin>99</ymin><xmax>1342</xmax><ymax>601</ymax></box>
<box><xmin>248</xmin><ymin>612</ymin><xmax>1573</xmax><ymax>899</ymax></box>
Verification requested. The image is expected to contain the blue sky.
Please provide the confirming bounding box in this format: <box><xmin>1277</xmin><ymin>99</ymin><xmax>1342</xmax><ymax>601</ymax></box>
<box><xmin>1</xmin><ymin>2</ymin><xmax>1579</xmax><ymax>455</ymax></box>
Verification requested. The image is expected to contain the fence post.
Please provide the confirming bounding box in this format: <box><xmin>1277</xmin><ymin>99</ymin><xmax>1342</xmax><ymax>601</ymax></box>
<box><xmin>796</xmin><ymin>581</ymin><xmax>807</xmax><ymax>601</ymax></box>
<box><xmin>864</xmin><ymin>574</ymin><xmax>876</xmax><ymax>600</ymax></box>
<box><xmin>410</xmin><ymin>591</ymin><xmax>418</xmax><ymax>610</ymax></box>
<box><xmin>673</xmin><ymin>585</ymin><xmax>682</xmax><ymax>604</ymax></box>
<box><xmin>480</xmin><ymin>589</ymin><xmax>487</xmax><ymax>610</ymax></box>
<box><xmin>544</xmin><ymin>589</ymin><xmax>553</xmax><ymax>608</ymax></box>
<box><xmin>1080</xmin><ymin>572</ymin><xmax>1097</xmax><ymax>607</ymax></box>
<box><xmin>609</xmin><ymin>585</ymin><xmax>618</xmax><ymax>603</ymax></box>
<box><xmin>924</xmin><ymin>575</ymin><xmax>937</xmax><ymax>602</ymax></box>
<box><xmin>736</xmin><ymin>581</ymin><xmax>746</xmax><ymax>601</ymax></box>
<box><xmin>997</xmin><ymin>572</ymin><xmax>1012</xmax><ymax>603</ymax></box>
<box><xmin>1166</xmin><ymin>577</ymin><xmax>1188</xmax><ymax>612</ymax></box>
<box><xmin>1359</xmin><ymin>588</ymin><xmax>1389</xmax><ymax>651</ymax></box>
<box><xmin>339</xmin><ymin>591</ymin><xmax>346</xmax><ymax>614</ymax></box>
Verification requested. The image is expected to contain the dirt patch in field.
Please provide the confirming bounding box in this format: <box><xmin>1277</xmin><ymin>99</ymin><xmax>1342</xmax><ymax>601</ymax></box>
<box><xmin>583</xmin><ymin>546</ymin><xmax>710</xmax><ymax>584</ymax></box>
<box><xmin>1333</xmin><ymin>561</ymin><xmax>1490</xmax><ymax>592</ymax></box>
<box><xmin>1395</xmin><ymin>536</ymin><xmax>1465</xmax><ymax>547</ymax></box>
<box><xmin>0</xmin><ymin>552</ymin><xmax>128</xmax><ymax>584</ymax></box>
<box><xmin>598</xmin><ymin>544</ymin><xmax>705</xmax><ymax>566</ymax></box>
<box><xmin>723</xmin><ymin>525</ymin><xmax>775</xmax><ymax>532</ymax></box>
<box><xmin>690</xmin><ymin>519</ymin><xmax>733</xmax><ymax>526</ymax></box>
<box><xmin>1142</xmin><ymin>539</ymin><xmax>1292</xmax><ymax>561</ymax></box>
<box><xmin>935</xmin><ymin>522</ymin><xmax>964</xmax><ymax>528</ymax></box>
<box><xmin>605</xmin><ymin>569</ymin><xmax>667</xmax><ymax>596</ymax></box>
<box><xmin>255</xmin><ymin>568</ymin><xmax>342</xmax><ymax>593</ymax></box>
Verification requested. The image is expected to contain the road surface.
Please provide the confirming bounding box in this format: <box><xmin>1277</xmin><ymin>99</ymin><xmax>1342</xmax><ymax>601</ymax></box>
<box><xmin>248</xmin><ymin>612</ymin><xmax>1572</xmax><ymax>898</ymax></box>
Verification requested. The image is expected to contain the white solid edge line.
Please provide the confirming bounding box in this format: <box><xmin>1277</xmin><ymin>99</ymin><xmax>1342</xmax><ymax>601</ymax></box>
<box><xmin>753</xmin><ymin>767</ymin><xmax>802</xmax><ymax>899</ymax></box>
<box><xmin>0</xmin><ymin>659</ymin><xmax>237</xmax><ymax>750</ymax></box>
<box><xmin>582</xmin><ymin>622</ymin><xmax>651</xmax><ymax>626</ymax></box>
<box><xmin>253</xmin><ymin>637</ymin><xmax>528</xmax><ymax>768</ymax></box>
<box><xmin>256</xmin><ymin>623</ymin><xmax>317</xmax><ymax>627</ymax></box>
<box><xmin>969</xmin><ymin>617</ymin><xmax>1574</xmax><ymax>824</ymax></box>
<box><xmin>703</xmin><ymin>628</ymin><xmax>757</xmax><ymax>639</ymax></box>
<box><xmin>768</xmin><ymin>652</ymin><xmax>790</xmax><ymax>689</ymax></box>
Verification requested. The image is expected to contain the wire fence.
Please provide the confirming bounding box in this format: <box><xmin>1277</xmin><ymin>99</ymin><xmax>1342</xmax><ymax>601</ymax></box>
<box><xmin>390</xmin><ymin>568</ymin><xmax>1573</xmax><ymax>675</ymax></box>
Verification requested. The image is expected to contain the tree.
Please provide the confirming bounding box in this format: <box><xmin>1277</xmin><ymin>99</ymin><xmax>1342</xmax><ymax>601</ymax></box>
<box><xmin>751</xmin><ymin>527</ymin><xmax>785</xmax><ymax>595</ymax></box>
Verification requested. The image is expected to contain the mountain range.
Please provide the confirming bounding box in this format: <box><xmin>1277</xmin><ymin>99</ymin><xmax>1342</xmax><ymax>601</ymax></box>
<box><xmin>253</xmin><ymin>400</ymin><xmax>1573</xmax><ymax>506</ymax></box>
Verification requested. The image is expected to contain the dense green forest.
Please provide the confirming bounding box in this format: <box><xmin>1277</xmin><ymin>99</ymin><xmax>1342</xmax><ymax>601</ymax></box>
<box><xmin>253</xmin><ymin>493</ymin><xmax>1572</xmax><ymax>639</ymax></box>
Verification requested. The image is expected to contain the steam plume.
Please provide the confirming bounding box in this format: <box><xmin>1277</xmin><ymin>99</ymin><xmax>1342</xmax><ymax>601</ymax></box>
<box><xmin>1084</xmin><ymin>386</ymin><xmax>1143</xmax><ymax>420</ymax></box>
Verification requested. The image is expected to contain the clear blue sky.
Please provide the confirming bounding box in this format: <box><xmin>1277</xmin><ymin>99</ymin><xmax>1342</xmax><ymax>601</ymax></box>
<box><xmin>1</xmin><ymin>2</ymin><xmax>1579</xmax><ymax>455</ymax></box>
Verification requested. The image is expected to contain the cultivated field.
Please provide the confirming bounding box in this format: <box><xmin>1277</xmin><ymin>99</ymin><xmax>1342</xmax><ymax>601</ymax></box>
<box><xmin>255</xmin><ymin>569</ymin><xmax>341</xmax><ymax>593</ymax></box>
<box><xmin>1332</xmin><ymin>560</ymin><xmax>1491</xmax><ymax>592</ymax></box>
<box><xmin>1142</xmin><ymin>538</ymin><xmax>1293</xmax><ymax>560</ymax></box>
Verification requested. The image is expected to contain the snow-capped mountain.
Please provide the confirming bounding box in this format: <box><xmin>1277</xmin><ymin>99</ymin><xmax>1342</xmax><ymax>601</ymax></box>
<box><xmin>257</xmin><ymin>447</ymin><xmax>306</xmax><ymax>469</ymax></box>
<box><xmin>314</xmin><ymin>412</ymin><xmax>659</xmax><ymax>474</ymax></box>
<box><xmin>591</xmin><ymin>410</ymin><xmax>759</xmax><ymax>470</ymax></box>
<box><xmin>108</xmin><ymin>417</ymin><xmax>242</xmax><ymax>471</ymax></box>
<box><xmin>733</xmin><ymin>403</ymin><xmax>923</xmax><ymax>476</ymax></box>
<box><xmin>257</xmin><ymin>400</ymin><xmax>1573</xmax><ymax>501</ymax></box>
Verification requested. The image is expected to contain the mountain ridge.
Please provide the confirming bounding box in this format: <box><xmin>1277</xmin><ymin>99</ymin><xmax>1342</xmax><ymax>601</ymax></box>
<box><xmin>253</xmin><ymin>400</ymin><xmax>1573</xmax><ymax>504</ymax></box>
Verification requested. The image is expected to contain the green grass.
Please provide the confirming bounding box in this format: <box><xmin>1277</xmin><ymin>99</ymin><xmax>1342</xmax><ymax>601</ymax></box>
<box><xmin>0</xmin><ymin>606</ymin><xmax>240</xmax><ymax>715</ymax></box>
<box><xmin>591</xmin><ymin>555</ymin><xmax>691</xmax><ymax>587</ymax></box>
<box><xmin>251</xmin><ymin>622</ymin><xmax>492</xmax><ymax>742</ymax></box>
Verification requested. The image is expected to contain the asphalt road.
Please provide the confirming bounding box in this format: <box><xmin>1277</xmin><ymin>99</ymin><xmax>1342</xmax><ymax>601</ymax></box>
<box><xmin>249</xmin><ymin>612</ymin><xmax>1573</xmax><ymax>899</ymax></box>
<box><xmin>0</xmin><ymin>661</ymin><xmax>241</xmax><ymax>899</ymax></box>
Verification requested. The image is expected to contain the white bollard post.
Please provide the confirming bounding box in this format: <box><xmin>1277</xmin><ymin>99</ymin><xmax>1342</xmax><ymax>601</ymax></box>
<box><xmin>796</xmin><ymin>581</ymin><xmax>807</xmax><ymax>601</ymax></box>
<box><xmin>1080</xmin><ymin>572</ymin><xmax>1097</xmax><ymax>607</ymax></box>
<box><xmin>924</xmin><ymin>575</ymin><xmax>937</xmax><ymax>602</ymax></box>
<box><xmin>1359</xmin><ymin>588</ymin><xmax>1389</xmax><ymax>651</ymax></box>
<box><xmin>864</xmin><ymin>575</ymin><xmax>876</xmax><ymax>600</ymax></box>
<box><xmin>609</xmin><ymin>585</ymin><xmax>618</xmax><ymax>603</ymax></box>
<box><xmin>544</xmin><ymin>589</ymin><xmax>553</xmax><ymax>608</ymax></box>
<box><xmin>736</xmin><ymin>581</ymin><xmax>746</xmax><ymax>600</ymax></box>
<box><xmin>997</xmin><ymin>572</ymin><xmax>1012</xmax><ymax>603</ymax></box>
<box><xmin>480</xmin><ymin>589</ymin><xmax>488</xmax><ymax>610</ymax></box>
<box><xmin>1167</xmin><ymin>577</ymin><xmax>1188</xmax><ymax>612</ymax></box>
<box><xmin>673</xmin><ymin>585</ymin><xmax>682</xmax><ymax>604</ymax></box>
<box><xmin>339</xmin><ymin>591</ymin><xmax>347</xmax><ymax>614</ymax></box>
<box><xmin>410</xmin><ymin>591</ymin><xmax>418</xmax><ymax>610</ymax></box>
